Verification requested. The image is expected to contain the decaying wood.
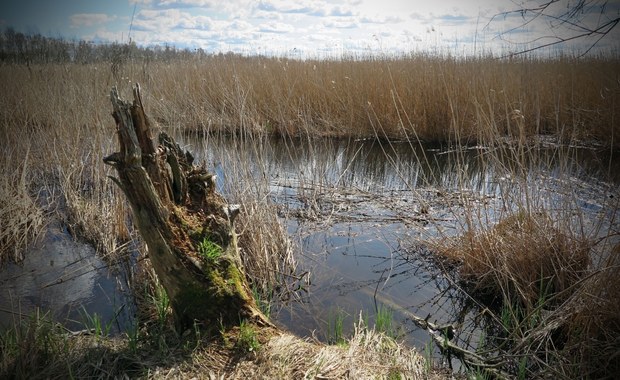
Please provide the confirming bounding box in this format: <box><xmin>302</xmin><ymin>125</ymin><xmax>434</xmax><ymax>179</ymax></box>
<box><xmin>104</xmin><ymin>84</ymin><xmax>268</xmax><ymax>331</ymax></box>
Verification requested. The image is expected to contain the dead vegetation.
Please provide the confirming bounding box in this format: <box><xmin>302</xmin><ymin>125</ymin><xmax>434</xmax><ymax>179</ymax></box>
<box><xmin>437</xmin><ymin>211</ymin><xmax>591</xmax><ymax>311</ymax></box>
<box><xmin>1</xmin><ymin>47</ymin><xmax>619</xmax><ymax>379</ymax></box>
<box><xmin>0</xmin><ymin>309</ymin><xmax>436</xmax><ymax>379</ymax></box>
<box><xmin>1</xmin><ymin>52</ymin><xmax>618</xmax><ymax>264</ymax></box>
<box><xmin>559</xmin><ymin>242</ymin><xmax>620</xmax><ymax>378</ymax></box>
<box><xmin>0</xmin><ymin>147</ymin><xmax>44</xmax><ymax>266</ymax></box>
<box><xmin>232</xmin><ymin>318</ymin><xmax>433</xmax><ymax>380</ymax></box>
<box><xmin>431</xmin><ymin>207</ymin><xmax>619</xmax><ymax>378</ymax></box>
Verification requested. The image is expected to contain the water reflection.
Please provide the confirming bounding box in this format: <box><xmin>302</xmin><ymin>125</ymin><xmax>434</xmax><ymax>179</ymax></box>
<box><xmin>182</xmin><ymin>133</ymin><xmax>619</xmax><ymax>364</ymax></box>
<box><xmin>0</xmin><ymin>219</ymin><xmax>134</xmax><ymax>334</ymax></box>
<box><xmin>187</xmin><ymin>135</ymin><xmax>619</xmax><ymax>197</ymax></box>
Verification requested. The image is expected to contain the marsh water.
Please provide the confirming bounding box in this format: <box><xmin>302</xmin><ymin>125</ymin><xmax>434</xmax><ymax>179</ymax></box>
<box><xmin>2</xmin><ymin>135</ymin><xmax>618</xmax><ymax>365</ymax></box>
<box><xmin>0</xmin><ymin>217</ymin><xmax>135</xmax><ymax>333</ymax></box>
<box><xmin>192</xmin><ymin>135</ymin><xmax>620</xmax><ymax>356</ymax></box>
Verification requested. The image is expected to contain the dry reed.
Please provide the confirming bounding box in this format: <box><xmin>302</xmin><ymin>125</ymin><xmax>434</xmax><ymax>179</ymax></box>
<box><xmin>557</xmin><ymin>242</ymin><xmax>620</xmax><ymax>378</ymax></box>
<box><xmin>231</xmin><ymin>315</ymin><xmax>433</xmax><ymax>380</ymax></box>
<box><xmin>139</xmin><ymin>54</ymin><xmax>618</xmax><ymax>147</ymax></box>
<box><xmin>0</xmin><ymin>147</ymin><xmax>44</xmax><ymax>265</ymax></box>
<box><xmin>2</xmin><ymin>54</ymin><xmax>617</xmax><ymax>265</ymax></box>
<box><xmin>437</xmin><ymin>211</ymin><xmax>591</xmax><ymax>311</ymax></box>
<box><xmin>2</xmin><ymin>49</ymin><xmax>619</xmax><ymax>378</ymax></box>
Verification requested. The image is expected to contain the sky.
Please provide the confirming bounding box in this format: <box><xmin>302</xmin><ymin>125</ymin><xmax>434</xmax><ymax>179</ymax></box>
<box><xmin>1</xmin><ymin>0</ymin><xmax>619</xmax><ymax>57</ymax></box>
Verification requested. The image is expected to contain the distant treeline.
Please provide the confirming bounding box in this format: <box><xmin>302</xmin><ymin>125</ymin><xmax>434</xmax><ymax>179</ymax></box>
<box><xmin>0</xmin><ymin>27</ymin><xmax>210</xmax><ymax>64</ymax></box>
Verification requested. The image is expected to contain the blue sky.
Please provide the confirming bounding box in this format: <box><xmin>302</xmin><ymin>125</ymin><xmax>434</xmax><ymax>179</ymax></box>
<box><xmin>1</xmin><ymin>0</ymin><xmax>619</xmax><ymax>57</ymax></box>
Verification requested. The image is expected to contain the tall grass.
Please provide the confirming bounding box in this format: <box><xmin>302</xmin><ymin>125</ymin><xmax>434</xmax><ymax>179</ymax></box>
<box><xmin>0</xmin><ymin>63</ymin><xmax>130</xmax><ymax>263</ymax></box>
<box><xmin>140</xmin><ymin>54</ymin><xmax>620</xmax><ymax>145</ymax></box>
<box><xmin>1</xmin><ymin>49</ymin><xmax>618</xmax><ymax>377</ymax></box>
<box><xmin>0</xmin><ymin>146</ymin><xmax>43</xmax><ymax>265</ymax></box>
<box><xmin>423</xmin><ymin>89</ymin><xmax>620</xmax><ymax>378</ymax></box>
<box><xmin>4</xmin><ymin>53</ymin><xmax>616</xmax><ymax>145</ymax></box>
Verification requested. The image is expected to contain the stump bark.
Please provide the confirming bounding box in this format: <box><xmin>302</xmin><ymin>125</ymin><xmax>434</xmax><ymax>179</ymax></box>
<box><xmin>103</xmin><ymin>84</ymin><xmax>268</xmax><ymax>331</ymax></box>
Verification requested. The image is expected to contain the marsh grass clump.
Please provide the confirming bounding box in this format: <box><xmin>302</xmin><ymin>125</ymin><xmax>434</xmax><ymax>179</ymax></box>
<box><xmin>232</xmin><ymin>317</ymin><xmax>431</xmax><ymax>379</ymax></box>
<box><xmin>59</xmin><ymin>171</ymin><xmax>132</xmax><ymax>260</ymax></box>
<box><xmin>326</xmin><ymin>308</ymin><xmax>347</xmax><ymax>346</ymax></box>
<box><xmin>558</xmin><ymin>242</ymin><xmax>620</xmax><ymax>378</ymax></box>
<box><xmin>0</xmin><ymin>311</ymin><xmax>69</xmax><ymax>379</ymax></box>
<box><xmin>0</xmin><ymin>149</ymin><xmax>44</xmax><ymax>265</ymax></box>
<box><xmin>432</xmin><ymin>205</ymin><xmax>620</xmax><ymax>377</ymax></box>
<box><xmin>438</xmin><ymin>211</ymin><xmax>591</xmax><ymax>312</ymax></box>
<box><xmin>236</xmin><ymin>320</ymin><xmax>261</xmax><ymax>353</ymax></box>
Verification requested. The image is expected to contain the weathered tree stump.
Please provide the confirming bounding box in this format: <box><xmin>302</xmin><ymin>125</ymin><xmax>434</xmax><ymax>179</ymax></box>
<box><xmin>103</xmin><ymin>84</ymin><xmax>268</xmax><ymax>331</ymax></box>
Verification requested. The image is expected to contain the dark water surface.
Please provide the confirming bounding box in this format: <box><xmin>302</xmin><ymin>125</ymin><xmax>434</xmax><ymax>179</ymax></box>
<box><xmin>0</xmin><ymin>217</ymin><xmax>135</xmax><ymax>334</ymax></box>
<box><xmin>2</xmin><ymin>134</ymin><xmax>618</xmax><ymax>368</ymax></box>
<box><xmin>187</xmin><ymin>135</ymin><xmax>620</xmax><ymax>361</ymax></box>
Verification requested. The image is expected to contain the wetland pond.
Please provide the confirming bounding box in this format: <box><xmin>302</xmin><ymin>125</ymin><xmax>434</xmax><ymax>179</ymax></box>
<box><xmin>194</xmin><ymin>135</ymin><xmax>620</xmax><ymax>366</ymax></box>
<box><xmin>2</xmin><ymin>135</ymin><xmax>618</xmax><ymax>368</ymax></box>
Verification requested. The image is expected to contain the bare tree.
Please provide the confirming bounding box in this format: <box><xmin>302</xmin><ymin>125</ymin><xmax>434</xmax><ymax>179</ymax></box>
<box><xmin>489</xmin><ymin>0</ymin><xmax>620</xmax><ymax>56</ymax></box>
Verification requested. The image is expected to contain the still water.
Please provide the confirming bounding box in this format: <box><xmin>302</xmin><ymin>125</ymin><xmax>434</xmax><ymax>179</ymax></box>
<box><xmin>0</xmin><ymin>217</ymin><xmax>135</xmax><ymax>333</ymax></box>
<box><xmin>1</xmin><ymin>134</ymin><xmax>617</xmax><ymax>364</ymax></box>
<box><xmin>189</xmin><ymin>134</ymin><xmax>620</xmax><ymax>357</ymax></box>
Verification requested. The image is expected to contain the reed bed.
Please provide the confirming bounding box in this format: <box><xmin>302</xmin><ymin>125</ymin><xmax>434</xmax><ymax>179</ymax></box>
<box><xmin>1</xmin><ymin>47</ymin><xmax>619</xmax><ymax>378</ymax></box>
<box><xmin>434</xmin><ymin>210</ymin><xmax>619</xmax><ymax>378</ymax></box>
<box><xmin>0</xmin><ymin>63</ymin><xmax>128</xmax><ymax>262</ymax></box>
<box><xmin>3</xmin><ymin>53</ymin><xmax>618</xmax><ymax>145</ymax></box>
<box><xmin>437</xmin><ymin>211</ymin><xmax>591</xmax><ymax>311</ymax></box>
<box><xmin>0</xmin><ymin>147</ymin><xmax>43</xmax><ymax>265</ymax></box>
<box><xmin>424</xmin><ymin>95</ymin><xmax>620</xmax><ymax>378</ymax></box>
<box><xmin>136</xmin><ymin>53</ymin><xmax>619</xmax><ymax>146</ymax></box>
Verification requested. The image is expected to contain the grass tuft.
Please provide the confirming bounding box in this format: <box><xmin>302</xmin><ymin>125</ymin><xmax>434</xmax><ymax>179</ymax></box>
<box><xmin>438</xmin><ymin>211</ymin><xmax>591</xmax><ymax>312</ymax></box>
<box><xmin>197</xmin><ymin>237</ymin><xmax>222</xmax><ymax>263</ymax></box>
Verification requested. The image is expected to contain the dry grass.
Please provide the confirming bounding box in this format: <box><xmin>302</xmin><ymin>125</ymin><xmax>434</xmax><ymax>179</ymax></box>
<box><xmin>428</xmin><ymin>158</ymin><xmax>619</xmax><ymax>378</ymax></box>
<box><xmin>230</xmin><ymin>317</ymin><xmax>433</xmax><ymax>380</ymax></box>
<box><xmin>437</xmin><ymin>211</ymin><xmax>591</xmax><ymax>311</ymax></box>
<box><xmin>0</xmin><ymin>148</ymin><xmax>44</xmax><ymax>265</ymax></box>
<box><xmin>1</xmin><ymin>51</ymin><xmax>618</xmax><ymax>378</ymax></box>
<box><xmin>0</xmin><ymin>63</ymin><xmax>129</xmax><ymax>263</ymax></box>
<box><xmin>558</xmin><ymin>242</ymin><xmax>620</xmax><ymax>378</ymax></box>
<box><xmin>421</xmin><ymin>77</ymin><xmax>619</xmax><ymax>377</ymax></box>
<box><xmin>431</xmin><ymin>210</ymin><xmax>620</xmax><ymax>378</ymax></box>
<box><xmin>1</xmin><ymin>53</ymin><xmax>618</xmax><ymax>263</ymax></box>
<box><xmin>0</xmin><ymin>310</ymin><xmax>438</xmax><ymax>379</ymax></box>
<box><xmin>143</xmin><ymin>54</ymin><xmax>619</xmax><ymax>145</ymax></box>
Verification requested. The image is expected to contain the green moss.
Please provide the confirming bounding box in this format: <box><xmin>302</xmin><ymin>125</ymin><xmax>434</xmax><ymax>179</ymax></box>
<box><xmin>171</xmin><ymin>257</ymin><xmax>252</xmax><ymax>331</ymax></box>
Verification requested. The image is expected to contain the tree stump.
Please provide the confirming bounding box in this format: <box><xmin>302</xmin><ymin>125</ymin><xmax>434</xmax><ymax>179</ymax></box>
<box><xmin>103</xmin><ymin>84</ymin><xmax>268</xmax><ymax>331</ymax></box>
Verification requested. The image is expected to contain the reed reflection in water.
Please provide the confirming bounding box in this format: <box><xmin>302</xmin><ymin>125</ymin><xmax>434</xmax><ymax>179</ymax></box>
<box><xmin>185</xmin><ymin>133</ymin><xmax>619</xmax><ymax>359</ymax></box>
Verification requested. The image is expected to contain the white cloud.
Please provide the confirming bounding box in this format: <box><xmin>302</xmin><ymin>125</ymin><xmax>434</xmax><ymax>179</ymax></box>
<box><xmin>258</xmin><ymin>21</ymin><xmax>293</xmax><ymax>33</ymax></box>
<box><xmin>157</xmin><ymin>0</ymin><xmax>215</xmax><ymax>8</ymax></box>
<box><xmin>329</xmin><ymin>5</ymin><xmax>354</xmax><ymax>17</ymax></box>
<box><xmin>323</xmin><ymin>18</ymin><xmax>359</xmax><ymax>29</ymax></box>
<box><xmin>132</xmin><ymin>8</ymin><xmax>216</xmax><ymax>31</ymax></box>
<box><xmin>360</xmin><ymin>15</ymin><xmax>403</xmax><ymax>24</ymax></box>
<box><xmin>70</xmin><ymin>13</ymin><xmax>116</xmax><ymax>28</ymax></box>
<box><xmin>256</xmin><ymin>0</ymin><xmax>326</xmax><ymax>15</ymax></box>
